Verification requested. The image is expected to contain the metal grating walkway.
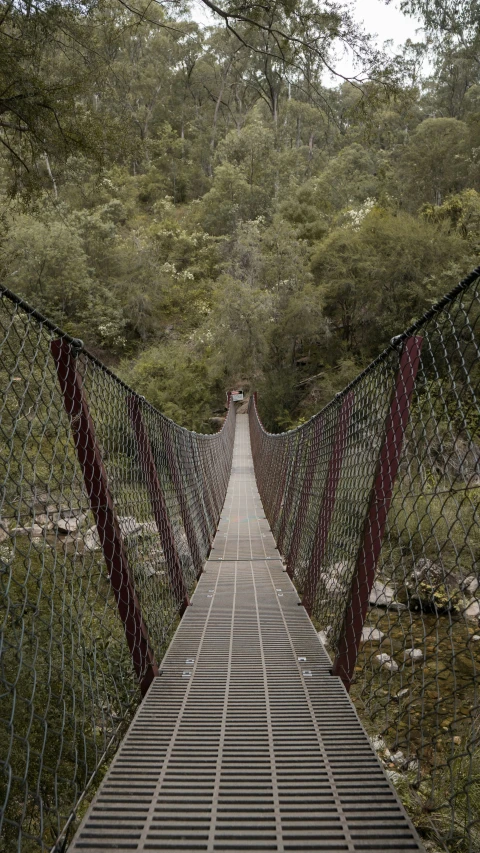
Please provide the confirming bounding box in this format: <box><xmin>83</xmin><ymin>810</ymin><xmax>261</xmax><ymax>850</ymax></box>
<box><xmin>70</xmin><ymin>415</ymin><xmax>425</xmax><ymax>853</ymax></box>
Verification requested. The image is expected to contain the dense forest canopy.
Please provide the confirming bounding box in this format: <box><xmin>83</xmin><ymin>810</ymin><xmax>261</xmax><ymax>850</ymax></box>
<box><xmin>1</xmin><ymin>0</ymin><xmax>479</xmax><ymax>430</ymax></box>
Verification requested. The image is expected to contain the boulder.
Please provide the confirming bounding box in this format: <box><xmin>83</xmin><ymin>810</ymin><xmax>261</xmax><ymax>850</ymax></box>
<box><xmin>465</xmin><ymin>599</ymin><xmax>480</xmax><ymax>620</ymax></box>
<box><xmin>396</xmin><ymin>688</ymin><xmax>410</xmax><ymax>700</ymax></box>
<box><xmin>375</xmin><ymin>653</ymin><xmax>399</xmax><ymax>672</ymax></box>
<box><xmin>404</xmin><ymin>648</ymin><xmax>424</xmax><ymax>661</ymax></box>
<box><xmin>409</xmin><ymin>558</ymin><xmax>458</xmax><ymax>613</ymax></box>
<box><xmin>83</xmin><ymin>527</ymin><xmax>101</xmax><ymax>551</ymax></box>
<box><xmin>471</xmin><ymin>635</ymin><xmax>480</xmax><ymax>643</ymax></box>
<box><xmin>461</xmin><ymin>575</ymin><xmax>479</xmax><ymax>595</ymax></box>
<box><xmin>12</xmin><ymin>525</ymin><xmax>43</xmax><ymax>538</ymax></box>
<box><xmin>142</xmin><ymin>562</ymin><xmax>164</xmax><ymax>578</ymax></box>
<box><xmin>385</xmin><ymin>770</ymin><xmax>403</xmax><ymax>785</ymax></box>
<box><xmin>370</xmin><ymin>581</ymin><xmax>395</xmax><ymax>607</ymax></box>
<box><xmin>361</xmin><ymin>627</ymin><xmax>385</xmax><ymax>642</ymax></box>
<box><xmin>118</xmin><ymin>516</ymin><xmax>143</xmax><ymax>537</ymax></box>
<box><xmin>322</xmin><ymin>575</ymin><xmax>342</xmax><ymax>594</ymax></box>
<box><xmin>369</xmin><ymin>581</ymin><xmax>405</xmax><ymax>610</ymax></box>
<box><xmin>60</xmin><ymin>507</ymin><xmax>86</xmax><ymax>519</ymax></box>
<box><xmin>56</xmin><ymin>517</ymin><xmax>82</xmax><ymax>534</ymax></box>
<box><xmin>391</xmin><ymin>750</ymin><xmax>405</xmax><ymax>767</ymax></box>
<box><xmin>411</xmin><ymin>558</ymin><xmax>444</xmax><ymax>585</ymax></box>
<box><xmin>329</xmin><ymin>561</ymin><xmax>349</xmax><ymax>578</ymax></box>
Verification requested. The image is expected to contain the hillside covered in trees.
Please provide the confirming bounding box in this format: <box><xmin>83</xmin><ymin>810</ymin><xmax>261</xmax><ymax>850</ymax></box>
<box><xmin>1</xmin><ymin>0</ymin><xmax>480</xmax><ymax>430</ymax></box>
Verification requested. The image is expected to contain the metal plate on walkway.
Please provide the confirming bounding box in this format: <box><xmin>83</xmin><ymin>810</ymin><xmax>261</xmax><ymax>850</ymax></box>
<box><xmin>70</xmin><ymin>416</ymin><xmax>425</xmax><ymax>852</ymax></box>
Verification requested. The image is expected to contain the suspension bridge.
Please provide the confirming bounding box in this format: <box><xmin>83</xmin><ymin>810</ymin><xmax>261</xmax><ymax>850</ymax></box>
<box><xmin>1</xmin><ymin>269</ymin><xmax>479</xmax><ymax>853</ymax></box>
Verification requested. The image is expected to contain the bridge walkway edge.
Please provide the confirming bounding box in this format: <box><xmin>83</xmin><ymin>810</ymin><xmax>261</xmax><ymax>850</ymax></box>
<box><xmin>69</xmin><ymin>414</ymin><xmax>425</xmax><ymax>853</ymax></box>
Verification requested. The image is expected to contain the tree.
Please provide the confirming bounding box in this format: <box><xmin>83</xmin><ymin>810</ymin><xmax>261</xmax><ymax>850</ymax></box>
<box><xmin>311</xmin><ymin>206</ymin><xmax>474</xmax><ymax>358</ymax></box>
<box><xmin>399</xmin><ymin>117</ymin><xmax>470</xmax><ymax>206</ymax></box>
<box><xmin>0</xmin><ymin>0</ymin><xmax>394</xmax><ymax>179</ymax></box>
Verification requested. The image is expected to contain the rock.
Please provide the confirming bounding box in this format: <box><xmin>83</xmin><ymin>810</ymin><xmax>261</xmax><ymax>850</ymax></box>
<box><xmin>27</xmin><ymin>492</ymin><xmax>51</xmax><ymax>512</ymax></box>
<box><xmin>60</xmin><ymin>507</ymin><xmax>86</xmax><ymax>519</ymax></box>
<box><xmin>58</xmin><ymin>535</ymin><xmax>77</xmax><ymax>548</ymax></box>
<box><xmin>361</xmin><ymin>627</ymin><xmax>385</xmax><ymax>642</ymax></box>
<box><xmin>141</xmin><ymin>521</ymin><xmax>158</xmax><ymax>535</ymax></box>
<box><xmin>329</xmin><ymin>561</ymin><xmax>349</xmax><ymax>577</ymax></box>
<box><xmin>118</xmin><ymin>516</ymin><xmax>143</xmax><ymax>537</ymax></box>
<box><xmin>371</xmin><ymin>736</ymin><xmax>386</xmax><ymax>752</ymax></box>
<box><xmin>322</xmin><ymin>575</ymin><xmax>341</xmax><ymax>594</ymax></box>
<box><xmin>369</xmin><ymin>581</ymin><xmax>406</xmax><ymax>611</ymax></box>
<box><xmin>370</xmin><ymin>581</ymin><xmax>395</xmax><ymax>607</ymax></box>
<box><xmin>469</xmin><ymin>578</ymin><xmax>479</xmax><ymax>595</ymax></box>
<box><xmin>385</xmin><ymin>769</ymin><xmax>403</xmax><ymax>784</ymax></box>
<box><xmin>83</xmin><ymin>527</ymin><xmax>101</xmax><ymax>551</ymax></box>
<box><xmin>318</xmin><ymin>563</ymin><xmax>348</xmax><ymax>594</ymax></box>
<box><xmin>142</xmin><ymin>562</ymin><xmax>165</xmax><ymax>578</ymax></box>
<box><xmin>407</xmin><ymin>759</ymin><xmax>419</xmax><ymax>772</ymax></box>
<box><xmin>391</xmin><ymin>750</ymin><xmax>405</xmax><ymax>767</ymax></box>
<box><xmin>396</xmin><ymin>688</ymin><xmax>410</xmax><ymax>700</ymax></box>
<box><xmin>404</xmin><ymin>647</ymin><xmax>424</xmax><ymax>661</ymax></box>
<box><xmin>465</xmin><ymin>599</ymin><xmax>480</xmax><ymax>620</ymax></box>
<box><xmin>411</xmin><ymin>558</ymin><xmax>443</xmax><ymax>584</ymax></box>
<box><xmin>0</xmin><ymin>527</ymin><xmax>9</xmax><ymax>543</ymax></box>
<box><xmin>56</xmin><ymin>517</ymin><xmax>82</xmax><ymax>534</ymax></box>
<box><xmin>12</xmin><ymin>525</ymin><xmax>43</xmax><ymax>537</ymax></box>
<box><xmin>375</xmin><ymin>653</ymin><xmax>399</xmax><ymax>672</ymax></box>
<box><xmin>410</xmin><ymin>558</ymin><xmax>459</xmax><ymax>613</ymax></box>
<box><xmin>33</xmin><ymin>513</ymin><xmax>49</xmax><ymax>525</ymax></box>
<box><xmin>470</xmin><ymin>635</ymin><xmax>480</xmax><ymax>642</ymax></box>
<box><xmin>461</xmin><ymin>575</ymin><xmax>479</xmax><ymax>595</ymax></box>
<box><xmin>318</xmin><ymin>631</ymin><xmax>329</xmax><ymax>646</ymax></box>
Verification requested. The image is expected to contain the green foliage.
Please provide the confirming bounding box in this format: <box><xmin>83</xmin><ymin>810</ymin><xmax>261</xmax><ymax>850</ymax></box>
<box><xmin>0</xmin><ymin>0</ymin><xmax>479</xmax><ymax>437</ymax></box>
<box><xmin>2</xmin><ymin>4</ymin><xmax>480</xmax><ymax>850</ymax></box>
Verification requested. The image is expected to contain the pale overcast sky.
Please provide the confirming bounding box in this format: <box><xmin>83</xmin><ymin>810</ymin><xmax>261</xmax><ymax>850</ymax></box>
<box><xmin>327</xmin><ymin>0</ymin><xmax>425</xmax><ymax>81</ymax></box>
<box><xmin>190</xmin><ymin>0</ymin><xmax>425</xmax><ymax>83</ymax></box>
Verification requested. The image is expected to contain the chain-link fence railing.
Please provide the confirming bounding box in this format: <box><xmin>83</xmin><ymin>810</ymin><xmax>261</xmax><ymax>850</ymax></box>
<box><xmin>249</xmin><ymin>266</ymin><xmax>480</xmax><ymax>853</ymax></box>
<box><xmin>0</xmin><ymin>286</ymin><xmax>235</xmax><ymax>853</ymax></box>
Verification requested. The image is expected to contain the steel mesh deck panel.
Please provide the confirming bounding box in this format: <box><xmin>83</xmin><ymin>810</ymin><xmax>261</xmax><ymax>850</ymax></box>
<box><xmin>70</xmin><ymin>416</ymin><xmax>424</xmax><ymax>853</ymax></box>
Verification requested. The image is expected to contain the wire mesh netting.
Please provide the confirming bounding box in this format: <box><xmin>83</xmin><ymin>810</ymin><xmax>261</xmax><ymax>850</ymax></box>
<box><xmin>0</xmin><ymin>286</ymin><xmax>235</xmax><ymax>852</ymax></box>
<box><xmin>249</xmin><ymin>267</ymin><xmax>480</xmax><ymax>852</ymax></box>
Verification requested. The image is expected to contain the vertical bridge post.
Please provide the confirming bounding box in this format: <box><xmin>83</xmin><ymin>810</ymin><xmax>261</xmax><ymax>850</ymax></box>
<box><xmin>50</xmin><ymin>339</ymin><xmax>159</xmax><ymax>696</ymax></box>
<box><xmin>302</xmin><ymin>392</ymin><xmax>354</xmax><ymax>615</ymax></box>
<box><xmin>128</xmin><ymin>396</ymin><xmax>190</xmax><ymax>614</ymax></box>
<box><xmin>332</xmin><ymin>336</ymin><xmax>423</xmax><ymax>690</ymax></box>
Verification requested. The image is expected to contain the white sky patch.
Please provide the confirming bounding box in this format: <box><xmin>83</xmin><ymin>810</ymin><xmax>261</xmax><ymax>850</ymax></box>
<box><xmin>324</xmin><ymin>0</ymin><xmax>426</xmax><ymax>84</ymax></box>
<box><xmin>190</xmin><ymin>0</ymin><xmax>216</xmax><ymax>26</ymax></box>
<box><xmin>189</xmin><ymin>0</ymin><xmax>427</xmax><ymax>86</ymax></box>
